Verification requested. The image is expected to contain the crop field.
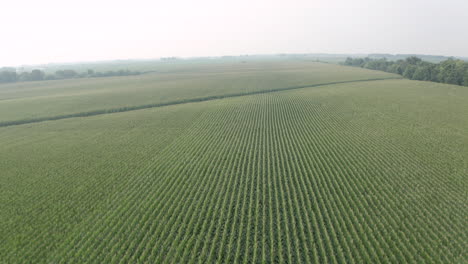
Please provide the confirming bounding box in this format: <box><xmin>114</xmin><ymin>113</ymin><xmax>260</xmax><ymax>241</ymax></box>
<box><xmin>0</xmin><ymin>61</ymin><xmax>466</xmax><ymax>263</ymax></box>
<box><xmin>0</xmin><ymin>61</ymin><xmax>396</xmax><ymax>126</ymax></box>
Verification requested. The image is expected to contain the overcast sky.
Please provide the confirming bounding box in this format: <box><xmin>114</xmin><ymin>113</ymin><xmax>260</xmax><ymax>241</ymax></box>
<box><xmin>1</xmin><ymin>0</ymin><xmax>467</xmax><ymax>66</ymax></box>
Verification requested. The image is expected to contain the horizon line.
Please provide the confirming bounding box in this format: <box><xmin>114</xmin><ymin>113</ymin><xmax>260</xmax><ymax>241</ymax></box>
<box><xmin>2</xmin><ymin>52</ymin><xmax>467</xmax><ymax>69</ymax></box>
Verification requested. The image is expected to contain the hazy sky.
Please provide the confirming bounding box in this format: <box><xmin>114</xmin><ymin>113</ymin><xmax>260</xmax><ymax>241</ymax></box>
<box><xmin>1</xmin><ymin>0</ymin><xmax>467</xmax><ymax>66</ymax></box>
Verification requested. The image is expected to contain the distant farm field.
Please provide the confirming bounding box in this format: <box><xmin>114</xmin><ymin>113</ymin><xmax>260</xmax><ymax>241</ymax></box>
<box><xmin>0</xmin><ymin>61</ymin><xmax>396</xmax><ymax>125</ymax></box>
<box><xmin>0</xmin><ymin>61</ymin><xmax>466</xmax><ymax>263</ymax></box>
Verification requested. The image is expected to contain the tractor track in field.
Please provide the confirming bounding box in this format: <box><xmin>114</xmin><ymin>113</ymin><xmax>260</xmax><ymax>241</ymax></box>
<box><xmin>0</xmin><ymin>77</ymin><xmax>400</xmax><ymax>128</ymax></box>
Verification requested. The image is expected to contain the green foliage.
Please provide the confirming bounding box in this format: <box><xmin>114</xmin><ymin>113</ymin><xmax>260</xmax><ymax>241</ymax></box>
<box><xmin>30</xmin><ymin>69</ymin><xmax>45</xmax><ymax>81</ymax></box>
<box><xmin>405</xmin><ymin>56</ymin><xmax>422</xmax><ymax>65</ymax></box>
<box><xmin>0</xmin><ymin>69</ymin><xmax>45</xmax><ymax>82</ymax></box>
<box><xmin>0</xmin><ymin>70</ymin><xmax>17</xmax><ymax>83</ymax></box>
<box><xmin>412</xmin><ymin>65</ymin><xmax>430</xmax><ymax>81</ymax></box>
<box><xmin>344</xmin><ymin>56</ymin><xmax>468</xmax><ymax>86</ymax></box>
<box><xmin>55</xmin><ymin>69</ymin><xmax>78</xmax><ymax>79</ymax></box>
<box><xmin>363</xmin><ymin>58</ymin><xmax>390</xmax><ymax>71</ymax></box>
<box><xmin>0</xmin><ymin>68</ymin><xmax>143</xmax><ymax>84</ymax></box>
<box><xmin>403</xmin><ymin>65</ymin><xmax>417</xmax><ymax>79</ymax></box>
<box><xmin>464</xmin><ymin>70</ymin><xmax>468</xmax><ymax>86</ymax></box>
<box><xmin>387</xmin><ymin>63</ymin><xmax>402</xmax><ymax>74</ymax></box>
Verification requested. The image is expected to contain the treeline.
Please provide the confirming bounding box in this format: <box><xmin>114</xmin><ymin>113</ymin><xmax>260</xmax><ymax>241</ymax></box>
<box><xmin>344</xmin><ymin>57</ymin><xmax>468</xmax><ymax>86</ymax></box>
<box><xmin>0</xmin><ymin>68</ymin><xmax>143</xmax><ymax>84</ymax></box>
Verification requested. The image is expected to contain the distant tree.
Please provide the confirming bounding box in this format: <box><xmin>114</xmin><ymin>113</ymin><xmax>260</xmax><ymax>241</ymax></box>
<box><xmin>344</xmin><ymin>57</ymin><xmax>354</xmax><ymax>66</ymax></box>
<box><xmin>396</xmin><ymin>60</ymin><xmax>409</xmax><ymax>75</ymax></box>
<box><xmin>64</xmin><ymin>69</ymin><xmax>78</xmax><ymax>78</ymax></box>
<box><xmin>55</xmin><ymin>69</ymin><xmax>77</xmax><ymax>79</ymax></box>
<box><xmin>454</xmin><ymin>60</ymin><xmax>467</xmax><ymax>85</ymax></box>
<box><xmin>438</xmin><ymin>59</ymin><xmax>459</xmax><ymax>85</ymax></box>
<box><xmin>105</xmin><ymin>71</ymin><xmax>116</xmax><ymax>77</ymax></box>
<box><xmin>412</xmin><ymin>65</ymin><xmax>431</xmax><ymax>81</ymax></box>
<box><xmin>387</xmin><ymin>64</ymin><xmax>401</xmax><ymax>74</ymax></box>
<box><xmin>464</xmin><ymin>70</ymin><xmax>468</xmax><ymax>86</ymax></box>
<box><xmin>403</xmin><ymin>65</ymin><xmax>417</xmax><ymax>79</ymax></box>
<box><xmin>78</xmin><ymin>72</ymin><xmax>88</xmax><ymax>78</ymax></box>
<box><xmin>0</xmin><ymin>67</ymin><xmax>16</xmax><ymax>72</ymax></box>
<box><xmin>18</xmin><ymin>72</ymin><xmax>31</xmax><ymax>82</ymax></box>
<box><xmin>428</xmin><ymin>64</ymin><xmax>440</xmax><ymax>82</ymax></box>
<box><xmin>363</xmin><ymin>59</ymin><xmax>389</xmax><ymax>71</ymax></box>
<box><xmin>406</xmin><ymin>56</ymin><xmax>422</xmax><ymax>65</ymax></box>
<box><xmin>344</xmin><ymin>57</ymin><xmax>365</xmax><ymax>67</ymax></box>
<box><xmin>0</xmin><ymin>71</ymin><xmax>17</xmax><ymax>83</ymax></box>
<box><xmin>343</xmin><ymin>56</ymin><xmax>468</xmax><ymax>86</ymax></box>
<box><xmin>44</xmin><ymin>74</ymin><xmax>56</xmax><ymax>80</ymax></box>
<box><xmin>29</xmin><ymin>69</ymin><xmax>45</xmax><ymax>81</ymax></box>
<box><xmin>0</xmin><ymin>67</ymin><xmax>142</xmax><ymax>84</ymax></box>
<box><xmin>357</xmin><ymin>58</ymin><xmax>366</xmax><ymax>66</ymax></box>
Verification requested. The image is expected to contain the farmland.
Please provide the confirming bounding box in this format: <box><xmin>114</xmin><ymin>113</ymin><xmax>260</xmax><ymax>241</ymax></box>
<box><xmin>0</xmin><ymin>61</ymin><xmax>466</xmax><ymax>263</ymax></box>
<box><xmin>0</xmin><ymin>61</ymin><xmax>396</xmax><ymax>126</ymax></box>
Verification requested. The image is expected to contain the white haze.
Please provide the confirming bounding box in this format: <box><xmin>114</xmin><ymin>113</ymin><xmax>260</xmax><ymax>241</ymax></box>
<box><xmin>1</xmin><ymin>0</ymin><xmax>467</xmax><ymax>66</ymax></box>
